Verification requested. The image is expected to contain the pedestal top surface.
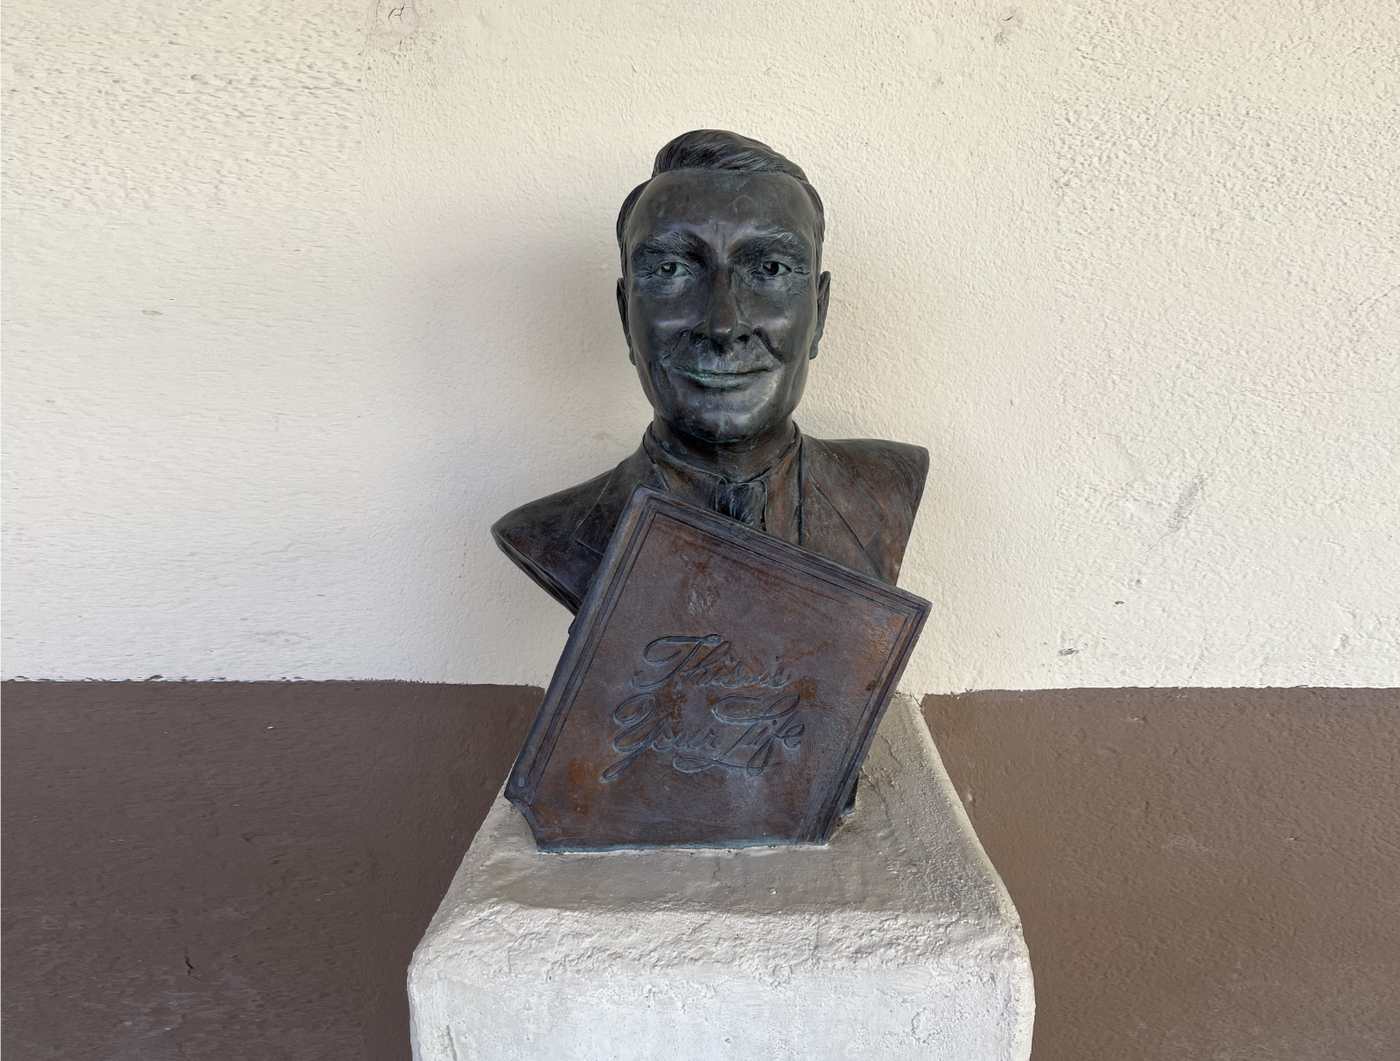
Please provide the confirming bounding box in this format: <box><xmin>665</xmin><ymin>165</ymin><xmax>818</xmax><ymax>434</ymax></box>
<box><xmin>417</xmin><ymin>694</ymin><xmax>1023</xmax><ymax>969</ymax></box>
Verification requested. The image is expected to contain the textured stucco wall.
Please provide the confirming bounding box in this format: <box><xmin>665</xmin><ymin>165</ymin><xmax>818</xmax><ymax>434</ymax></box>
<box><xmin>4</xmin><ymin>1</ymin><xmax>1397</xmax><ymax>689</ymax></box>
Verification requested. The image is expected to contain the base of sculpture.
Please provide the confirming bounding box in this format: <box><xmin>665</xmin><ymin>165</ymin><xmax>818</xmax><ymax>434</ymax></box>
<box><xmin>408</xmin><ymin>694</ymin><xmax>1034</xmax><ymax>1060</ymax></box>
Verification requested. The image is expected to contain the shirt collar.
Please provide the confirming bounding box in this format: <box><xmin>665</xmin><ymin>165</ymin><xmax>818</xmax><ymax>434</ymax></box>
<box><xmin>642</xmin><ymin>424</ymin><xmax>802</xmax><ymax>491</ymax></box>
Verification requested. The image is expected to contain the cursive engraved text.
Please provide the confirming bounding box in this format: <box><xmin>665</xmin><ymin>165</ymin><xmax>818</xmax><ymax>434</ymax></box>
<box><xmin>602</xmin><ymin>634</ymin><xmax>806</xmax><ymax>782</ymax></box>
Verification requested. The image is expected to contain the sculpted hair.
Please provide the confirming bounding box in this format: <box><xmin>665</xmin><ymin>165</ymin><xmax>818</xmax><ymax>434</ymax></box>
<box><xmin>615</xmin><ymin>130</ymin><xmax>826</xmax><ymax>270</ymax></box>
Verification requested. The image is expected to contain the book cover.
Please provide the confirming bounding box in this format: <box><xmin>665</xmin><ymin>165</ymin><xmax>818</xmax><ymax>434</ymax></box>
<box><xmin>507</xmin><ymin>485</ymin><xmax>930</xmax><ymax>850</ymax></box>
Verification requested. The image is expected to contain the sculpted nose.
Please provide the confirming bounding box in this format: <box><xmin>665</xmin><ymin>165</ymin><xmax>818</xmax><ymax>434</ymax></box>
<box><xmin>703</xmin><ymin>272</ymin><xmax>747</xmax><ymax>348</ymax></box>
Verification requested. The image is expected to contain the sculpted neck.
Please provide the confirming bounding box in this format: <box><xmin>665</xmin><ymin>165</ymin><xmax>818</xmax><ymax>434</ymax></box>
<box><xmin>650</xmin><ymin>417</ymin><xmax>798</xmax><ymax>482</ymax></box>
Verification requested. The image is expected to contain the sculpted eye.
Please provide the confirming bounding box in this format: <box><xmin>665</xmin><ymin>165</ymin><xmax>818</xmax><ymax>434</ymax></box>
<box><xmin>759</xmin><ymin>260</ymin><xmax>792</xmax><ymax>277</ymax></box>
<box><xmin>655</xmin><ymin>261</ymin><xmax>691</xmax><ymax>279</ymax></box>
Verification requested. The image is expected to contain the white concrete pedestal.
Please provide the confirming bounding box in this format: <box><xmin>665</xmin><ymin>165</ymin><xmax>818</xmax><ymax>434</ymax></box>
<box><xmin>408</xmin><ymin>694</ymin><xmax>1034</xmax><ymax>1060</ymax></box>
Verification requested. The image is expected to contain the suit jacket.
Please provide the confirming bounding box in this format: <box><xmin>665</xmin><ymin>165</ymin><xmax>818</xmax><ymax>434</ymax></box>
<box><xmin>491</xmin><ymin>434</ymin><xmax>929</xmax><ymax>613</ymax></box>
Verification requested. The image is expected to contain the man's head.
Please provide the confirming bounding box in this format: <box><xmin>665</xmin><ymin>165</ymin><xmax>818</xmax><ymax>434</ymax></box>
<box><xmin>615</xmin><ymin>131</ymin><xmax>831</xmax><ymax>447</ymax></box>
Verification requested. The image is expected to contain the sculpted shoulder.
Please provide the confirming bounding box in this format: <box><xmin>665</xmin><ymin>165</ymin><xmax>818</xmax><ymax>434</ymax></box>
<box><xmin>808</xmin><ymin>437</ymin><xmax>928</xmax><ymax>519</ymax></box>
<box><xmin>490</xmin><ymin>435</ymin><xmax>930</xmax><ymax>609</ymax></box>
<box><xmin>490</xmin><ymin>468</ymin><xmax>615</xmax><ymax>612</ymax></box>
<box><xmin>821</xmin><ymin>437</ymin><xmax>928</xmax><ymax>506</ymax></box>
<box><xmin>803</xmin><ymin>436</ymin><xmax>929</xmax><ymax>583</ymax></box>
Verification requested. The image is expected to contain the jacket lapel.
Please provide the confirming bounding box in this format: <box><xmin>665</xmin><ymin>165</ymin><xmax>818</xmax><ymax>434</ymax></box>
<box><xmin>800</xmin><ymin>438</ymin><xmax>887</xmax><ymax>580</ymax></box>
<box><xmin>572</xmin><ymin>445</ymin><xmax>662</xmax><ymax>558</ymax></box>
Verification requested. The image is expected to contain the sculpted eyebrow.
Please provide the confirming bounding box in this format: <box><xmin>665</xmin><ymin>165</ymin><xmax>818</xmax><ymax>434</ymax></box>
<box><xmin>736</xmin><ymin>231</ymin><xmax>811</xmax><ymax>262</ymax></box>
<box><xmin>631</xmin><ymin>233</ymin><xmax>704</xmax><ymax>263</ymax></box>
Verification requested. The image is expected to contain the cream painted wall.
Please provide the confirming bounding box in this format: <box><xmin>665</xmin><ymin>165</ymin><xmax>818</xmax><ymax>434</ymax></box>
<box><xmin>4</xmin><ymin>1</ymin><xmax>1397</xmax><ymax>690</ymax></box>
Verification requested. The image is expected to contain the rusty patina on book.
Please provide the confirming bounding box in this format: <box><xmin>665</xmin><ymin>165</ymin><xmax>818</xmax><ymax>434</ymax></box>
<box><xmin>506</xmin><ymin>487</ymin><xmax>929</xmax><ymax>850</ymax></box>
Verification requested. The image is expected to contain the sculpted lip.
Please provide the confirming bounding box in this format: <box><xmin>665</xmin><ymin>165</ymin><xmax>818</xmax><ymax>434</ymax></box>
<box><xmin>673</xmin><ymin>365</ymin><xmax>773</xmax><ymax>390</ymax></box>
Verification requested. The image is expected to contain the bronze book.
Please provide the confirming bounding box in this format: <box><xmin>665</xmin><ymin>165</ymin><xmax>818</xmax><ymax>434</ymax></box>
<box><xmin>506</xmin><ymin>486</ymin><xmax>930</xmax><ymax>850</ymax></box>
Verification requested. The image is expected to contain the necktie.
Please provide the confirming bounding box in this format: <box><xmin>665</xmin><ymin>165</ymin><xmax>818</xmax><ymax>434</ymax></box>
<box><xmin>713</xmin><ymin>479</ymin><xmax>766</xmax><ymax>529</ymax></box>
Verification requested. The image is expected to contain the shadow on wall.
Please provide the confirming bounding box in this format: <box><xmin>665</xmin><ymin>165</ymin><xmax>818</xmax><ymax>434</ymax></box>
<box><xmin>388</xmin><ymin>209</ymin><xmax>646</xmax><ymax>505</ymax></box>
<box><xmin>374</xmin><ymin>218</ymin><xmax>649</xmax><ymax>680</ymax></box>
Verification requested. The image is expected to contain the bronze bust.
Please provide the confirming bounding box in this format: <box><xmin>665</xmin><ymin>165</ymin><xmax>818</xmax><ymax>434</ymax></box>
<box><xmin>493</xmin><ymin>130</ymin><xmax>928</xmax><ymax>611</ymax></box>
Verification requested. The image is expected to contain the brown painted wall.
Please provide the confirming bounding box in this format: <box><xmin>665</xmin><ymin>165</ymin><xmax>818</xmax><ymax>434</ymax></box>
<box><xmin>923</xmin><ymin>687</ymin><xmax>1400</xmax><ymax>1061</ymax></box>
<box><xmin>2</xmin><ymin>682</ymin><xmax>535</xmax><ymax>1061</ymax></box>
<box><xmin>5</xmin><ymin>682</ymin><xmax>1398</xmax><ymax>1059</ymax></box>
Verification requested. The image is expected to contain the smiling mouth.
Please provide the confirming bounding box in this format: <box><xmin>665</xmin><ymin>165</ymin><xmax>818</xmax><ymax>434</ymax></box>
<box><xmin>674</xmin><ymin>366</ymin><xmax>772</xmax><ymax>390</ymax></box>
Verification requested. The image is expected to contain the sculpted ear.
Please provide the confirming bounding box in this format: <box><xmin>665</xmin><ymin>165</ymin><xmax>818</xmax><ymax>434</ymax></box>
<box><xmin>616</xmin><ymin>277</ymin><xmax>634</xmax><ymax>365</ymax></box>
<box><xmin>810</xmin><ymin>271</ymin><xmax>831</xmax><ymax>360</ymax></box>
